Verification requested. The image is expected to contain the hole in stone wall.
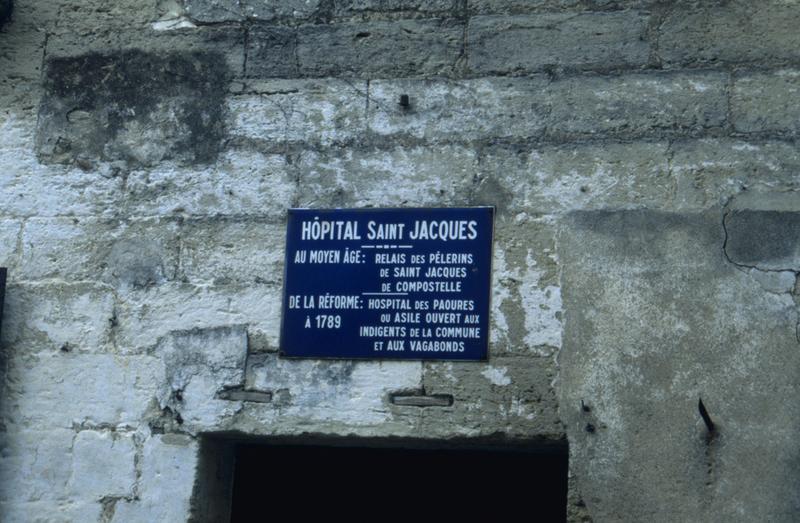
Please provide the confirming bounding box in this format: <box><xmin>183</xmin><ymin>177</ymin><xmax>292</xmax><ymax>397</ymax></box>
<box><xmin>193</xmin><ymin>436</ymin><xmax>568</xmax><ymax>522</ymax></box>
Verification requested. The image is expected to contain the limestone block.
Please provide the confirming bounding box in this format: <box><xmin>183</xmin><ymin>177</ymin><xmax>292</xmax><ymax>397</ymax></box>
<box><xmin>732</xmin><ymin>70</ymin><xmax>800</xmax><ymax>135</ymax></box>
<box><xmin>123</xmin><ymin>150</ymin><xmax>294</xmax><ymax>218</ymax></box>
<box><xmin>228</xmin><ymin>79</ymin><xmax>367</xmax><ymax>146</ymax></box>
<box><xmin>296</xmin><ymin>146</ymin><xmax>476</xmax><ymax>208</ymax></box>
<box><xmin>469</xmin><ymin>12</ymin><xmax>649</xmax><ymax>74</ymax></box>
<box><xmin>180</xmin><ymin>219</ymin><xmax>286</xmax><ymax>285</ymax></box>
<box><xmin>368</xmin><ymin>77</ymin><xmax>550</xmax><ymax>142</ymax></box>
<box><xmin>111</xmin><ymin>435</ymin><xmax>198</xmax><ymax>523</ymax></box>
<box><xmin>1</xmin><ymin>283</ymin><xmax>114</xmax><ymax>354</ymax></box>
<box><xmin>68</xmin><ymin>430</ymin><xmax>136</xmax><ymax>498</ymax></box>
<box><xmin>660</xmin><ymin>1</ymin><xmax>800</xmax><ymax>67</ymax></box>
<box><xmin>295</xmin><ymin>19</ymin><xmax>463</xmax><ymax>78</ymax></box>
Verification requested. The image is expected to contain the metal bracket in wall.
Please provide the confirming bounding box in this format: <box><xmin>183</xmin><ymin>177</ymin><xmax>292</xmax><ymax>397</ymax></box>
<box><xmin>698</xmin><ymin>398</ymin><xmax>716</xmax><ymax>435</ymax></box>
<box><xmin>390</xmin><ymin>392</ymin><xmax>454</xmax><ymax>407</ymax></box>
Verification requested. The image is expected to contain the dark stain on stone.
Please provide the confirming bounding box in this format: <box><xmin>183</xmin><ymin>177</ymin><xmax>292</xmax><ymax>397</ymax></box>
<box><xmin>312</xmin><ymin>361</ymin><xmax>356</xmax><ymax>386</ymax></box>
<box><xmin>246</xmin><ymin>26</ymin><xmax>298</xmax><ymax>77</ymax></box>
<box><xmin>37</xmin><ymin>50</ymin><xmax>229</xmax><ymax>168</ymax></box>
<box><xmin>108</xmin><ymin>239</ymin><xmax>163</xmax><ymax>288</ymax></box>
<box><xmin>725</xmin><ymin>210</ymin><xmax>800</xmax><ymax>270</ymax></box>
<box><xmin>567</xmin><ymin>210</ymin><xmax>723</xmax><ymax>267</ymax></box>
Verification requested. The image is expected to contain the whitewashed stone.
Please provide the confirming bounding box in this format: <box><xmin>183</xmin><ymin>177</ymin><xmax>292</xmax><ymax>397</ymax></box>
<box><xmin>0</xmin><ymin>429</ymin><xmax>74</xmax><ymax>503</ymax></box>
<box><xmin>5</xmin><ymin>354</ymin><xmax>162</xmax><ymax>429</ymax></box>
<box><xmin>228</xmin><ymin>79</ymin><xmax>367</xmax><ymax>146</ymax></box>
<box><xmin>1</xmin><ymin>283</ymin><xmax>114</xmax><ymax>354</ymax></box>
<box><xmin>110</xmin><ymin>435</ymin><xmax>198</xmax><ymax>523</ymax></box>
<box><xmin>115</xmin><ymin>283</ymin><xmax>282</xmax><ymax>354</ymax></box>
<box><xmin>68</xmin><ymin>430</ymin><xmax>136</xmax><ymax>498</ymax></box>
<box><xmin>249</xmin><ymin>356</ymin><xmax>422</xmax><ymax>425</ymax></box>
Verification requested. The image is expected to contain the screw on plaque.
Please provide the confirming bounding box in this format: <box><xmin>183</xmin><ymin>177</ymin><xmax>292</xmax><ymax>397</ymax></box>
<box><xmin>399</xmin><ymin>94</ymin><xmax>410</xmax><ymax>110</ymax></box>
<box><xmin>698</xmin><ymin>398</ymin><xmax>716</xmax><ymax>435</ymax></box>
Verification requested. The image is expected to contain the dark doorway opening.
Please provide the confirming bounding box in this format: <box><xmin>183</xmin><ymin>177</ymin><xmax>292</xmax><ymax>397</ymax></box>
<box><xmin>228</xmin><ymin>440</ymin><xmax>568</xmax><ymax>522</ymax></box>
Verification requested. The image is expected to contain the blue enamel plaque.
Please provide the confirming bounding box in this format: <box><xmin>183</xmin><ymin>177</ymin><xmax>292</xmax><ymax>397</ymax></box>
<box><xmin>280</xmin><ymin>208</ymin><xmax>494</xmax><ymax>360</ymax></box>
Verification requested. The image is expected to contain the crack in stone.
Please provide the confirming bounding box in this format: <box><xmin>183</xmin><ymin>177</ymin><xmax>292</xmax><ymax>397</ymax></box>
<box><xmin>242</xmin><ymin>22</ymin><xmax>250</xmax><ymax>75</ymax></box>
<box><xmin>722</xmin><ymin>209</ymin><xmax>800</xmax><ymax>344</ymax></box>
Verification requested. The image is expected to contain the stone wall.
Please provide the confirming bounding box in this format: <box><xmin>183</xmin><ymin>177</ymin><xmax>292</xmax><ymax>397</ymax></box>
<box><xmin>1</xmin><ymin>0</ymin><xmax>799</xmax><ymax>521</ymax></box>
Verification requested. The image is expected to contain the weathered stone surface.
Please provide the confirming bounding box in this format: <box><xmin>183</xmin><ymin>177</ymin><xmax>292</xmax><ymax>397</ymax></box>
<box><xmin>725</xmin><ymin>211</ymin><xmax>800</xmax><ymax>272</ymax></box>
<box><xmin>180</xmin><ymin>219</ymin><xmax>286</xmax><ymax>285</ymax></box>
<box><xmin>43</xmin><ymin>26</ymin><xmax>245</xmax><ymax>94</ymax></box>
<box><xmin>559</xmin><ymin>210</ymin><xmax>800</xmax><ymax>521</ymax></box>
<box><xmin>2</xmin><ymin>0</ymin><xmax>58</xmax><ymax>32</ymax></box>
<box><xmin>37</xmin><ymin>50</ymin><xmax>229</xmax><ymax>168</ymax></box>
<box><xmin>294</xmin><ymin>19</ymin><xmax>463</xmax><ymax>78</ymax></box>
<box><xmin>184</xmin><ymin>0</ymin><xmax>459</xmax><ymax>23</ymax></box>
<box><xmin>157</xmin><ymin>326</ymin><xmax>248</xmax><ymax>391</ymax></box>
<box><xmin>155</xmin><ymin>326</ymin><xmax>248</xmax><ymax>429</ymax></box>
<box><xmin>45</xmin><ymin>25</ymin><xmax>245</xmax><ymax>74</ymax></box>
<box><xmin>1</xmin><ymin>283</ymin><xmax>115</xmax><ymax>354</ymax></box>
<box><xmin>0</xmin><ymin>500</ymin><xmax>102</xmax><ymax>523</ymax></box>
<box><xmin>19</xmin><ymin>218</ymin><xmax>180</xmax><ymax>287</ymax></box>
<box><xmin>0</xmin><ymin>7</ymin><xmax>46</xmax><ymax>82</ymax></box>
<box><xmin>54</xmin><ymin>0</ymin><xmax>155</xmax><ymax>31</ymax></box>
<box><xmin>185</xmin><ymin>0</ymin><xmax>322</xmax><ymax>22</ymax></box>
<box><xmin>245</xmin><ymin>26</ymin><xmax>298</xmax><ymax>78</ymax></box>
<box><xmin>123</xmin><ymin>151</ymin><xmax>294</xmax><ymax>218</ymax></box>
<box><xmin>244</xmin><ymin>0</ymin><xmax>322</xmax><ymax>20</ymax></box>
<box><xmin>114</xmin><ymin>283</ymin><xmax>283</xmax><ymax>354</ymax></box>
<box><xmin>68</xmin><ymin>430</ymin><xmax>137</xmax><ymax>498</ymax></box>
<box><xmin>183</xmin><ymin>0</ymin><xmax>244</xmax><ymax>23</ymax></box>
<box><xmin>728</xmin><ymin>191</ymin><xmax>800</xmax><ymax>214</ymax></box>
<box><xmin>548</xmin><ymin>71</ymin><xmax>728</xmax><ymax>137</ymax></box>
<box><xmin>333</xmin><ymin>0</ymin><xmax>456</xmax><ymax>18</ymax></box>
<box><xmin>184</xmin><ymin>0</ymin><xmax>247</xmax><ymax>22</ymax></box>
<box><xmin>368</xmin><ymin>72</ymin><xmax>726</xmax><ymax>143</ymax></box>
<box><xmin>296</xmin><ymin>146</ymin><xmax>476</xmax><ymax>208</ymax></box>
<box><xmin>660</xmin><ymin>2</ymin><xmax>800</xmax><ymax>67</ymax></box>
<box><xmin>469</xmin><ymin>12</ymin><xmax>649</xmax><ymax>74</ymax></box>
<box><xmin>248</xmin><ymin>354</ymin><xmax>422</xmax><ymax>427</ymax></box>
<box><xmin>368</xmin><ymin>76</ymin><xmax>550</xmax><ymax>142</ymax></box>
<box><xmin>228</xmin><ymin>79</ymin><xmax>367</xmax><ymax>146</ymax></box>
<box><xmin>469</xmin><ymin>0</ymin><xmax>659</xmax><ymax>14</ymax></box>
<box><xmin>0</xmin><ymin>429</ymin><xmax>75</xmax><ymax>503</ymax></box>
<box><xmin>106</xmin><ymin>234</ymin><xmax>179</xmax><ymax>290</ymax></box>
<box><xmin>742</xmin><ymin>268</ymin><xmax>796</xmax><ymax>295</ymax></box>
<box><xmin>2</xmin><ymin>353</ymin><xmax>162</xmax><ymax>429</ymax></box>
<box><xmin>732</xmin><ymin>70</ymin><xmax>800</xmax><ymax>135</ymax></box>
<box><xmin>489</xmin><ymin>216</ymin><xmax>561</xmax><ymax>356</ymax></box>
<box><xmin>671</xmin><ymin>139</ymin><xmax>800</xmax><ymax>210</ymax></box>
<box><xmin>111</xmin><ymin>435</ymin><xmax>199</xmax><ymax>523</ymax></box>
<box><xmin>0</xmin><ymin>164</ymin><xmax>122</xmax><ymax>218</ymax></box>
<box><xmin>469</xmin><ymin>0</ymin><xmax>580</xmax><ymax>13</ymax></box>
<box><xmin>417</xmin><ymin>356</ymin><xmax>562</xmax><ymax>438</ymax></box>
<box><xmin>0</xmin><ymin>112</ymin><xmax>122</xmax><ymax>217</ymax></box>
<box><xmin>475</xmin><ymin>142</ymin><xmax>671</xmax><ymax>214</ymax></box>
<box><xmin>0</xmin><ymin>220</ymin><xmax>20</xmax><ymax>270</ymax></box>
